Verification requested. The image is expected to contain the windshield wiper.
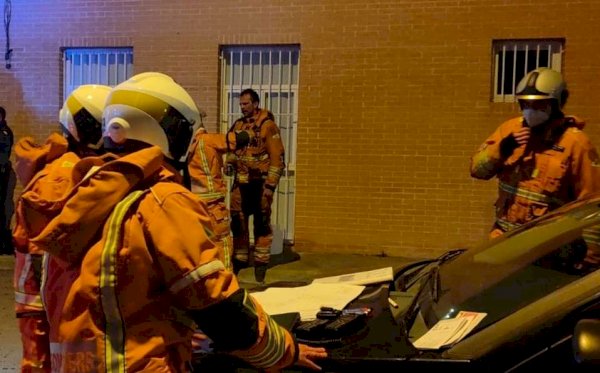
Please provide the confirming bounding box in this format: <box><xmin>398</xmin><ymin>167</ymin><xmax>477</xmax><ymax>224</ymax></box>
<box><xmin>399</xmin><ymin>266</ymin><xmax>439</xmax><ymax>337</ymax></box>
<box><xmin>394</xmin><ymin>248</ymin><xmax>465</xmax><ymax>291</ymax></box>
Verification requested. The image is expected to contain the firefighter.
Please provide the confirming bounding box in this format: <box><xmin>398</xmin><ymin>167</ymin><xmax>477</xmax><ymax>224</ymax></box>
<box><xmin>471</xmin><ymin>67</ymin><xmax>600</xmax><ymax>269</ymax></box>
<box><xmin>12</xmin><ymin>84</ymin><xmax>111</xmax><ymax>372</ymax></box>
<box><xmin>22</xmin><ymin>72</ymin><xmax>326</xmax><ymax>372</ymax></box>
<box><xmin>186</xmin><ymin>123</ymin><xmax>253</xmax><ymax>271</ymax></box>
<box><xmin>0</xmin><ymin>106</ymin><xmax>14</xmax><ymax>255</ymax></box>
<box><xmin>229</xmin><ymin>88</ymin><xmax>285</xmax><ymax>283</ymax></box>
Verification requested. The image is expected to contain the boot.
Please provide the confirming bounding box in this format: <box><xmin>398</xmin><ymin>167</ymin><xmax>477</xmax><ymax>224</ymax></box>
<box><xmin>232</xmin><ymin>259</ymin><xmax>248</xmax><ymax>275</ymax></box>
<box><xmin>254</xmin><ymin>263</ymin><xmax>268</xmax><ymax>283</ymax></box>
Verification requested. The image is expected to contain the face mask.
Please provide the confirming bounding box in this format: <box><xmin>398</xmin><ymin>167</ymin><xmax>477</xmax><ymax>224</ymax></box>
<box><xmin>522</xmin><ymin>108</ymin><xmax>550</xmax><ymax>127</ymax></box>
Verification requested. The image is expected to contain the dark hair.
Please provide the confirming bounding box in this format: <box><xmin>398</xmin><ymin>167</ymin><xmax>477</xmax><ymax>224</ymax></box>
<box><xmin>240</xmin><ymin>88</ymin><xmax>260</xmax><ymax>104</ymax></box>
<box><xmin>0</xmin><ymin>107</ymin><xmax>5</xmax><ymax>121</ymax></box>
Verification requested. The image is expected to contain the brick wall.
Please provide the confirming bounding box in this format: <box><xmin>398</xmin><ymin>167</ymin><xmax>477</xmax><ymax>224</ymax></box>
<box><xmin>2</xmin><ymin>0</ymin><xmax>600</xmax><ymax>258</ymax></box>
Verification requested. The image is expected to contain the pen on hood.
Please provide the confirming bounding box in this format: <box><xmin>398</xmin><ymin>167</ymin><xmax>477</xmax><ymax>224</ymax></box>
<box><xmin>388</xmin><ymin>297</ymin><xmax>399</xmax><ymax>308</ymax></box>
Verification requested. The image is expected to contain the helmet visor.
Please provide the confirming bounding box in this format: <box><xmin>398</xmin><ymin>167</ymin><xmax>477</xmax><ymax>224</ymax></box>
<box><xmin>73</xmin><ymin>108</ymin><xmax>103</xmax><ymax>147</ymax></box>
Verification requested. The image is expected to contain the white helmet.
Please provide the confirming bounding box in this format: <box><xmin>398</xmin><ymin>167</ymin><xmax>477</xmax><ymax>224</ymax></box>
<box><xmin>515</xmin><ymin>67</ymin><xmax>568</xmax><ymax>108</ymax></box>
<box><xmin>102</xmin><ymin>72</ymin><xmax>201</xmax><ymax>160</ymax></box>
<box><xmin>59</xmin><ymin>84</ymin><xmax>111</xmax><ymax>149</ymax></box>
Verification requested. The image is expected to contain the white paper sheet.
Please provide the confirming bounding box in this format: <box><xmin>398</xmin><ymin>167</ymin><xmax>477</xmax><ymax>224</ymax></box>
<box><xmin>312</xmin><ymin>267</ymin><xmax>393</xmax><ymax>286</ymax></box>
<box><xmin>413</xmin><ymin>311</ymin><xmax>487</xmax><ymax>350</ymax></box>
<box><xmin>250</xmin><ymin>283</ymin><xmax>366</xmax><ymax>321</ymax></box>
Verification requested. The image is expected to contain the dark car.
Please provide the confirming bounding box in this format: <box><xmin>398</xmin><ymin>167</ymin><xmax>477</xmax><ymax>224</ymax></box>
<box><xmin>194</xmin><ymin>194</ymin><xmax>600</xmax><ymax>372</ymax></box>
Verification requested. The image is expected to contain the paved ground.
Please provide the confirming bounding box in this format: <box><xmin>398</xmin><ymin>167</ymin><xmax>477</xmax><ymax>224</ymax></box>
<box><xmin>0</xmin><ymin>250</ymin><xmax>416</xmax><ymax>371</ymax></box>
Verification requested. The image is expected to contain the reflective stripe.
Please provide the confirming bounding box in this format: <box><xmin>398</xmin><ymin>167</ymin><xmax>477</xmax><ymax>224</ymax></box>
<box><xmin>268</xmin><ymin>165</ymin><xmax>282</xmax><ymax>178</ymax></box>
<box><xmin>14</xmin><ymin>291</ymin><xmax>43</xmax><ymax>308</ymax></box>
<box><xmin>222</xmin><ymin>235</ymin><xmax>232</xmax><ymax>271</ymax></box>
<box><xmin>169</xmin><ymin>260</ymin><xmax>225</xmax><ymax>294</ymax></box>
<box><xmin>499</xmin><ymin>182</ymin><xmax>564</xmax><ymax>206</ymax></box>
<box><xmin>242</xmin><ymin>294</ymin><xmax>287</xmax><ymax>368</ymax></box>
<box><xmin>16</xmin><ymin>253</ymin><xmax>32</xmax><ymax>295</ymax></box>
<box><xmin>496</xmin><ymin>218</ymin><xmax>521</xmax><ymax>233</ymax></box>
<box><xmin>193</xmin><ymin>191</ymin><xmax>226</xmax><ymax>201</ymax></box>
<box><xmin>583</xmin><ymin>228</ymin><xmax>600</xmax><ymax>246</ymax></box>
<box><xmin>197</xmin><ymin>139</ymin><xmax>215</xmax><ymax>193</ymax></box>
<box><xmin>40</xmin><ymin>253</ymin><xmax>49</xmax><ymax>311</ymax></box>
<box><xmin>240</xmin><ymin>154</ymin><xmax>269</xmax><ymax>162</ymax></box>
<box><xmin>100</xmin><ymin>190</ymin><xmax>146</xmax><ymax>373</ymax></box>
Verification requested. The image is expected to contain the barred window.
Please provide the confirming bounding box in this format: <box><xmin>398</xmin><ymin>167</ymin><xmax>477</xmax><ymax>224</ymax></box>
<box><xmin>492</xmin><ymin>39</ymin><xmax>564</xmax><ymax>103</ymax></box>
<box><xmin>62</xmin><ymin>47</ymin><xmax>133</xmax><ymax>101</ymax></box>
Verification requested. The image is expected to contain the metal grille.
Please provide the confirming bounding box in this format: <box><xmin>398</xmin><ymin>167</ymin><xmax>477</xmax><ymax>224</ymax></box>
<box><xmin>220</xmin><ymin>45</ymin><xmax>300</xmax><ymax>244</ymax></box>
<box><xmin>492</xmin><ymin>39</ymin><xmax>564</xmax><ymax>103</ymax></box>
<box><xmin>63</xmin><ymin>47</ymin><xmax>133</xmax><ymax>102</ymax></box>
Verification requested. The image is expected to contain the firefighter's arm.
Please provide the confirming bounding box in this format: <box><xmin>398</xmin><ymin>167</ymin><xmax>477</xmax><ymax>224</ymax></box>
<box><xmin>570</xmin><ymin>135</ymin><xmax>600</xmax><ymax>199</ymax></box>
<box><xmin>263</xmin><ymin>121</ymin><xmax>285</xmax><ymax>188</ymax></box>
<box><xmin>148</xmin><ymin>191</ymin><xmax>305</xmax><ymax>370</ymax></box>
<box><xmin>470</xmin><ymin>120</ymin><xmax>525</xmax><ymax>180</ymax></box>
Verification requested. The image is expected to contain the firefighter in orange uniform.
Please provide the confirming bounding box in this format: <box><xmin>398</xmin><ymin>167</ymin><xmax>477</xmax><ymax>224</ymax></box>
<box><xmin>21</xmin><ymin>72</ymin><xmax>325</xmax><ymax>372</ymax></box>
<box><xmin>471</xmin><ymin>67</ymin><xmax>600</xmax><ymax>270</ymax></box>
<box><xmin>186</xmin><ymin>124</ymin><xmax>252</xmax><ymax>271</ymax></box>
<box><xmin>229</xmin><ymin>88</ymin><xmax>285</xmax><ymax>283</ymax></box>
<box><xmin>12</xmin><ymin>84</ymin><xmax>111</xmax><ymax>372</ymax></box>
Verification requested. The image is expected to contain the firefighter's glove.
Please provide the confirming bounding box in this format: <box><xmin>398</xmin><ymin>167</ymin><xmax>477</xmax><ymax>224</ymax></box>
<box><xmin>262</xmin><ymin>186</ymin><xmax>275</xmax><ymax>210</ymax></box>
<box><xmin>500</xmin><ymin>126</ymin><xmax>530</xmax><ymax>158</ymax></box>
<box><xmin>235</xmin><ymin>130</ymin><xmax>252</xmax><ymax>149</ymax></box>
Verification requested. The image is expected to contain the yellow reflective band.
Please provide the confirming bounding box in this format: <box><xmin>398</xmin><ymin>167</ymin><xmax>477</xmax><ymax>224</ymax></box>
<box><xmin>65</xmin><ymin>95</ymin><xmax>85</xmax><ymax>121</ymax></box>
<box><xmin>106</xmin><ymin>90</ymin><xmax>171</xmax><ymax>126</ymax></box>
<box><xmin>197</xmin><ymin>139</ymin><xmax>215</xmax><ymax>193</ymax></box>
<box><xmin>499</xmin><ymin>182</ymin><xmax>564</xmax><ymax>206</ymax></box>
<box><xmin>192</xmin><ymin>191</ymin><xmax>226</xmax><ymax>201</ymax></box>
<box><xmin>100</xmin><ymin>190</ymin><xmax>146</xmax><ymax>373</ymax></box>
<box><xmin>16</xmin><ymin>253</ymin><xmax>33</xmax><ymax>294</ymax></box>
<box><xmin>241</xmin><ymin>294</ymin><xmax>286</xmax><ymax>367</ymax></box>
<box><xmin>14</xmin><ymin>291</ymin><xmax>43</xmax><ymax>309</ymax></box>
<box><xmin>169</xmin><ymin>260</ymin><xmax>225</xmax><ymax>294</ymax></box>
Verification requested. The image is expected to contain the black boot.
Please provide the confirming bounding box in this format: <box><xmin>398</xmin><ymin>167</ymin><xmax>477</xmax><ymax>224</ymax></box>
<box><xmin>232</xmin><ymin>259</ymin><xmax>247</xmax><ymax>275</ymax></box>
<box><xmin>254</xmin><ymin>263</ymin><xmax>268</xmax><ymax>283</ymax></box>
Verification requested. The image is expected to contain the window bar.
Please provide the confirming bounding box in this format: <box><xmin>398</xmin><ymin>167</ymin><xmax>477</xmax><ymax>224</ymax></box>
<box><xmin>96</xmin><ymin>53</ymin><xmax>100</xmax><ymax>83</ymax></box>
<box><xmin>105</xmin><ymin>52</ymin><xmax>110</xmax><ymax>87</ymax></box>
<box><xmin>229</xmin><ymin>50</ymin><xmax>234</xmax><ymax>127</ymax></box>
<box><xmin>268</xmin><ymin>49</ymin><xmax>273</xmax><ymax>109</ymax></box>
<box><xmin>113</xmin><ymin>53</ymin><xmax>118</xmax><ymax>85</ymax></box>
<box><xmin>524</xmin><ymin>44</ymin><xmax>529</xmax><ymax>77</ymax></box>
<box><xmin>536</xmin><ymin>44</ymin><xmax>540</xmax><ymax>69</ymax></box>
<box><xmin>500</xmin><ymin>45</ymin><xmax>506</xmax><ymax>100</ymax></box>
<box><xmin>238</xmin><ymin>50</ymin><xmax>243</xmax><ymax>90</ymax></box>
<box><xmin>548</xmin><ymin>43</ymin><xmax>552</xmax><ymax>68</ymax></box>
<box><xmin>249</xmin><ymin>50</ymin><xmax>253</xmax><ymax>86</ymax></box>
<box><xmin>511</xmin><ymin>43</ymin><xmax>517</xmax><ymax>98</ymax></box>
<box><xmin>78</xmin><ymin>53</ymin><xmax>83</xmax><ymax>88</ymax></box>
<box><xmin>63</xmin><ymin>52</ymin><xmax>67</xmax><ymax>101</ymax></box>
<box><xmin>258</xmin><ymin>49</ymin><xmax>263</xmax><ymax>102</ymax></box>
<box><xmin>285</xmin><ymin>49</ymin><xmax>293</xmax><ymax>225</ymax></box>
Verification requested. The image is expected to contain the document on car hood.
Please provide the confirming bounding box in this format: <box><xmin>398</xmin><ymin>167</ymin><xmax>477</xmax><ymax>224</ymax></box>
<box><xmin>413</xmin><ymin>311</ymin><xmax>487</xmax><ymax>350</ymax></box>
<box><xmin>312</xmin><ymin>267</ymin><xmax>393</xmax><ymax>286</ymax></box>
<box><xmin>249</xmin><ymin>283</ymin><xmax>366</xmax><ymax>321</ymax></box>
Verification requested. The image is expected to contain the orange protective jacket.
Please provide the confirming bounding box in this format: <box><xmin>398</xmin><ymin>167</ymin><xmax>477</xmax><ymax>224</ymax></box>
<box><xmin>21</xmin><ymin>146</ymin><xmax>297</xmax><ymax>372</ymax></box>
<box><xmin>230</xmin><ymin>109</ymin><xmax>285</xmax><ymax>188</ymax></box>
<box><xmin>12</xmin><ymin>133</ymin><xmax>75</xmax><ymax>373</ymax></box>
<box><xmin>13</xmin><ymin>133</ymin><xmax>73</xmax><ymax>315</ymax></box>
<box><xmin>471</xmin><ymin>116</ymin><xmax>600</xmax><ymax>260</ymax></box>
<box><xmin>186</xmin><ymin>131</ymin><xmax>244</xmax><ymax>270</ymax></box>
<box><xmin>187</xmin><ymin>131</ymin><xmax>240</xmax><ymax>199</ymax></box>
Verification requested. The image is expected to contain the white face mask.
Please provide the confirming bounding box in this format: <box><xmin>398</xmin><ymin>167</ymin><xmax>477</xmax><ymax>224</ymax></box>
<box><xmin>522</xmin><ymin>108</ymin><xmax>550</xmax><ymax>127</ymax></box>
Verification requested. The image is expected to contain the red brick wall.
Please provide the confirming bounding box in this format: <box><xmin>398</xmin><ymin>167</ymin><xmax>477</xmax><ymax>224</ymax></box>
<box><xmin>3</xmin><ymin>0</ymin><xmax>600</xmax><ymax>258</ymax></box>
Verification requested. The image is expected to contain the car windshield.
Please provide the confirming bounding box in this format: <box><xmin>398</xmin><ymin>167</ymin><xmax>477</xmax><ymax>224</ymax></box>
<box><xmin>417</xmin><ymin>196</ymin><xmax>600</xmax><ymax>336</ymax></box>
